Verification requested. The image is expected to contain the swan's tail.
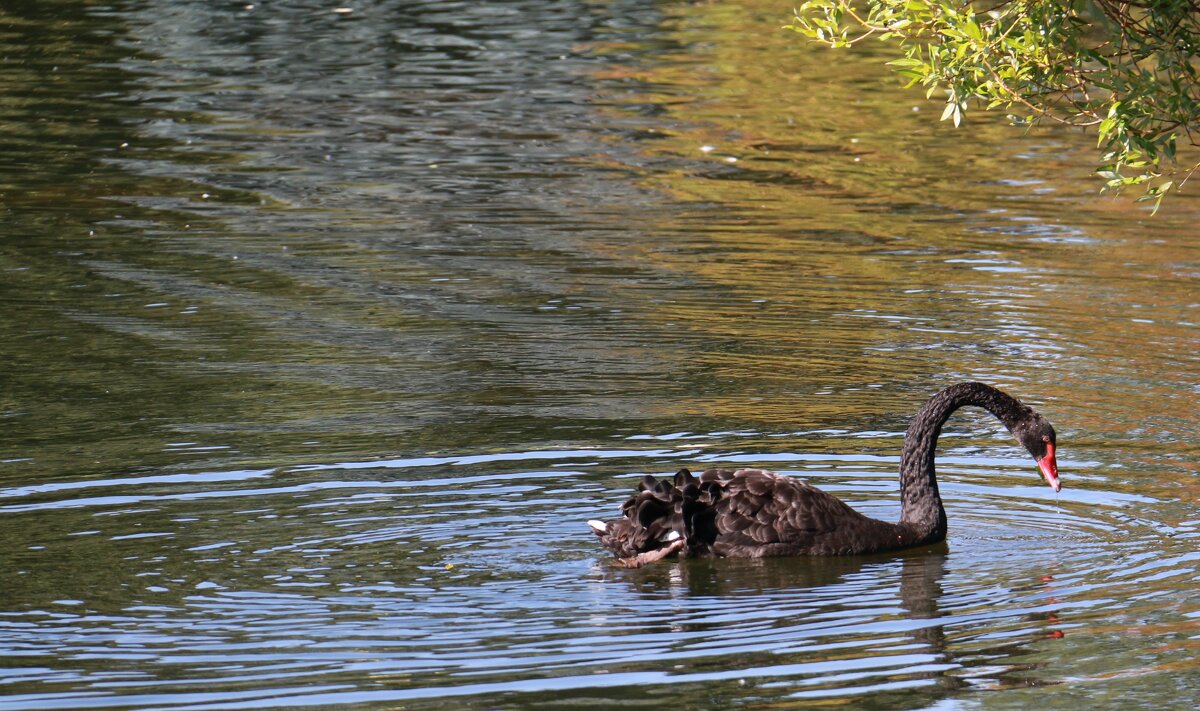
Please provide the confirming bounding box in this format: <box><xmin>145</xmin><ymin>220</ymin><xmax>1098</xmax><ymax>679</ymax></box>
<box><xmin>588</xmin><ymin>468</ymin><xmax>722</xmax><ymax>567</ymax></box>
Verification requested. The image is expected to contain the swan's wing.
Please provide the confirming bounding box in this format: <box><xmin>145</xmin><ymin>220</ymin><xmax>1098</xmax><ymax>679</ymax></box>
<box><xmin>589</xmin><ymin>467</ymin><xmax>880</xmax><ymax>562</ymax></box>
<box><xmin>700</xmin><ymin>468</ymin><xmax>869</xmax><ymax>554</ymax></box>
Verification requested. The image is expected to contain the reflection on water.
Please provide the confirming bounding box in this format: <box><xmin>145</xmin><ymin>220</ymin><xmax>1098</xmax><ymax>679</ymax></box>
<box><xmin>2</xmin><ymin>0</ymin><xmax>1199</xmax><ymax>708</ymax></box>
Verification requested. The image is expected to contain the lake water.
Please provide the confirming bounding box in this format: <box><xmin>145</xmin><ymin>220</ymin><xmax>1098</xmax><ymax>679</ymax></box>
<box><xmin>2</xmin><ymin>1</ymin><xmax>1199</xmax><ymax>708</ymax></box>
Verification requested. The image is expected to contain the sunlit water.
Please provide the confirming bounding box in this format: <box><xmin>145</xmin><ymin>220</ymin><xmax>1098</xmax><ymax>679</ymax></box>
<box><xmin>2</xmin><ymin>0</ymin><xmax>1199</xmax><ymax>708</ymax></box>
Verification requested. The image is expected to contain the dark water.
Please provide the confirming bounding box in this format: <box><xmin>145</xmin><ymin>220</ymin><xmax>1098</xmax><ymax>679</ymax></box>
<box><xmin>3</xmin><ymin>0</ymin><xmax>1199</xmax><ymax>708</ymax></box>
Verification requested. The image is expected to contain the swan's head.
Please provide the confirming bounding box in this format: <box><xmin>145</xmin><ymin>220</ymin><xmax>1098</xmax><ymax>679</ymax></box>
<box><xmin>1013</xmin><ymin>414</ymin><xmax>1059</xmax><ymax>492</ymax></box>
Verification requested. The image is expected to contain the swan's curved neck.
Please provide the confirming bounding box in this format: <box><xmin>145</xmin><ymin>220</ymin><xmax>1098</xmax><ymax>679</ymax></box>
<box><xmin>898</xmin><ymin>382</ymin><xmax>1030</xmax><ymax>544</ymax></box>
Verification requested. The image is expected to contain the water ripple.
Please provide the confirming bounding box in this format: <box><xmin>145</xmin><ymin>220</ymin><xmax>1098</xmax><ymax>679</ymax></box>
<box><xmin>2</xmin><ymin>442</ymin><xmax>1194</xmax><ymax>708</ymax></box>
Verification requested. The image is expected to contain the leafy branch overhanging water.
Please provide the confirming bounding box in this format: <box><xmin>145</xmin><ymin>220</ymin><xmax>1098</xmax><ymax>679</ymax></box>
<box><xmin>789</xmin><ymin>0</ymin><xmax>1200</xmax><ymax>212</ymax></box>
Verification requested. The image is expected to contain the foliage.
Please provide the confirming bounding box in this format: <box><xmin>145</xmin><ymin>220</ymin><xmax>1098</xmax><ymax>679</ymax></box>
<box><xmin>787</xmin><ymin>1</ymin><xmax>1200</xmax><ymax>211</ymax></box>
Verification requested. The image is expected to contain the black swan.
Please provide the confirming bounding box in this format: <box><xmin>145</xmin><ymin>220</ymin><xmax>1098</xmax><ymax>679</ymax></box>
<box><xmin>589</xmin><ymin>382</ymin><xmax>1059</xmax><ymax>567</ymax></box>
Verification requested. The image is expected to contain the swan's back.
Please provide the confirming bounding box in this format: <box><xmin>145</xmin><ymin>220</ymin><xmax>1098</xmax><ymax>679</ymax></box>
<box><xmin>590</xmin><ymin>468</ymin><xmax>907</xmax><ymax>566</ymax></box>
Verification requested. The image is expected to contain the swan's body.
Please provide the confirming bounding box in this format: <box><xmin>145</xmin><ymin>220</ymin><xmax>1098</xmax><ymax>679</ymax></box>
<box><xmin>589</xmin><ymin>382</ymin><xmax>1060</xmax><ymax>567</ymax></box>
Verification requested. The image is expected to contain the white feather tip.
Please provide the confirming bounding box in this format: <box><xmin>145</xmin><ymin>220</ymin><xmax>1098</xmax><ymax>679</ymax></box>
<box><xmin>587</xmin><ymin>520</ymin><xmax>607</xmax><ymax>534</ymax></box>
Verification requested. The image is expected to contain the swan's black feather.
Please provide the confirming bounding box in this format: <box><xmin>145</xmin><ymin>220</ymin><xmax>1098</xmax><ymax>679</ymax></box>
<box><xmin>593</xmin><ymin>467</ymin><xmax>903</xmax><ymax>559</ymax></box>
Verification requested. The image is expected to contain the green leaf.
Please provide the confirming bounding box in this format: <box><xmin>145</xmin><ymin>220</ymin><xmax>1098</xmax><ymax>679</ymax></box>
<box><xmin>964</xmin><ymin>19</ymin><xmax>983</xmax><ymax>42</ymax></box>
<box><xmin>940</xmin><ymin>100</ymin><xmax>956</xmax><ymax>122</ymax></box>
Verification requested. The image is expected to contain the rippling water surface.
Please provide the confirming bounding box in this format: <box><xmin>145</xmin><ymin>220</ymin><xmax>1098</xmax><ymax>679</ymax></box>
<box><xmin>2</xmin><ymin>0</ymin><xmax>1199</xmax><ymax>708</ymax></box>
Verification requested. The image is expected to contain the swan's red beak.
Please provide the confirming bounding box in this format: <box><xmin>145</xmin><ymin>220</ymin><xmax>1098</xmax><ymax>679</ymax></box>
<box><xmin>1037</xmin><ymin>441</ymin><xmax>1060</xmax><ymax>493</ymax></box>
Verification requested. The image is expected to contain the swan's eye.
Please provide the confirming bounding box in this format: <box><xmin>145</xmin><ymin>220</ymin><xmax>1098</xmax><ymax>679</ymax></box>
<box><xmin>1041</xmin><ymin>435</ymin><xmax>1051</xmax><ymax>443</ymax></box>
